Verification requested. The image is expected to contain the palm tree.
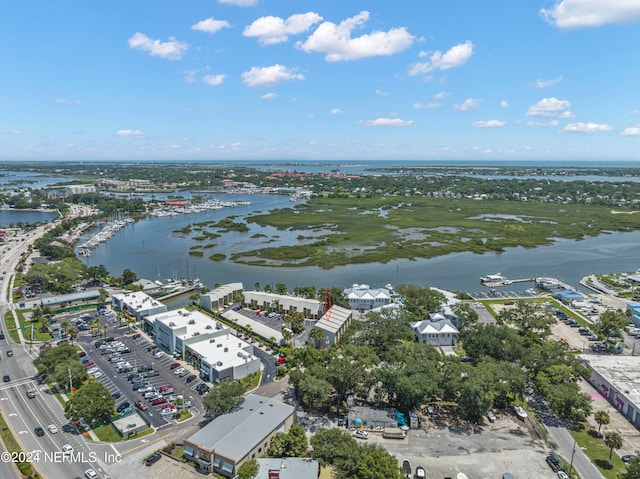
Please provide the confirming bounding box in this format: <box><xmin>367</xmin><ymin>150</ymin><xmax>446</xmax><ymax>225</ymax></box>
<box><xmin>594</xmin><ymin>410</ymin><xmax>610</xmax><ymax>435</ymax></box>
<box><xmin>254</xmin><ymin>282</ymin><xmax>261</xmax><ymax>291</ymax></box>
<box><xmin>60</xmin><ymin>320</ymin><xmax>72</xmax><ymax>338</ymax></box>
<box><xmin>605</xmin><ymin>431</ymin><xmax>623</xmax><ymax>462</ymax></box>
<box><xmin>309</xmin><ymin>328</ymin><xmax>325</xmax><ymax>346</ymax></box>
<box><xmin>281</xmin><ymin>328</ymin><xmax>293</xmax><ymax>345</ymax></box>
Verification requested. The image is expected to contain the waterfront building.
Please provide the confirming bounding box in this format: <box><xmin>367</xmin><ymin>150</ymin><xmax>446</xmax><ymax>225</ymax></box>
<box><xmin>145</xmin><ymin>308</ymin><xmax>227</xmax><ymax>356</ymax></box>
<box><xmin>243</xmin><ymin>291</ymin><xmax>322</xmax><ymax>319</ymax></box>
<box><xmin>411</xmin><ymin>317</ymin><xmax>459</xmax><ymax>347</ymax></box>
<box><xmin>111</xmin><ymin>291</ymin><xmax>167</xmax><ymax>320</ymax></box>
<box><xmin>39</xmin><ymin>290</ymin><xmax>101</xmax><ymax>308</ymax></box>
<box><xmin>64</xmin><ymin>184</ymin><xmax>96</xmax><ymax>195</ymax></box>
<box><xmin>343</xmin><ymin>284</ymin><xmax>391</xmax><ymax>312</ymax></box>
<box><xmin>182</xmin><ymin>394</ymin><xmax>295</xmax><ymax>477</ymax></box>
<box><xmin>628</xmin><ymin>302</ymin><xmax>640</xmax><ymax>327</ymax></box>
<box><xmin>132</xmin><ymin>278</ymin><xmax>162</xmax><ymax>294</ymax></box>
<box><xmin>200</xmin><ymin>282</ymin><xmax>243</xmax><ymax>311</ymax></box>
<box><xmin>311</xmin><ymin>305</ymin><xmax>353</xmax><ymax>346</ymax></box>
<box><xmin>185</xmin><ymin>332</ymin><xmax>259</xmax><ymax>382</ymax></box>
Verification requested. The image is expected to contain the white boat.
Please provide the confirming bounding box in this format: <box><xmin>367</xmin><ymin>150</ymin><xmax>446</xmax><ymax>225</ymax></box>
<box><xmin>415</xmin><ymin>466</ymin><xmax>425</xmax><ymax>479</ymax></box>
<box><xmin>514</xmin><ymin>406</ymin><xmax>528</xmax><ymax>420</ymax></box>
<box><xmin>457</xmin><ymin>474</ymin><xmax>469</xmax><ymax>479</ymax></box>
<box><xmin>481</xmin><ymin>273</ymin><xmax>506</xmax><ymax>283</ymax></box>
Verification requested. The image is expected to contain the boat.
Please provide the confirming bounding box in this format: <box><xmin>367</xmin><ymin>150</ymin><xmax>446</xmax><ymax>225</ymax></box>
<box><xmin>514</xmin><ymin>406</ymin><xmax>528</xmax><ymax>420</ymax></box>
<box><xmin>457</xmin><ymin>474</ymin><xmax>469</xmax><ymax>479</ymax></box>
<box><xmin>415</xmin><ymin>466</ymin><xmax>425</xmax><ymax>479</ymax></box>
<box><xmin>481</xmin><ymin>273</ymin><xmax>506</xmax><ymax>284</ymax></box>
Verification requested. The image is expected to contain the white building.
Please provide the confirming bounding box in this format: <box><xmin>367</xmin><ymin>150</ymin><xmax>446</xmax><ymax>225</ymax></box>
<box><xmin>201</xmin><ymin>283</ymin><xmax>243</xmax><ymax>311</ymax></box>
<box><xmin>243</xmin><ymin>291</ymin><xmax>322</xmax><ymax>319</ymax></box>
<box><xmin>186</xmin><ymin>332</ymin><xmax>260</xmax><ymax>382</ymax></box>
<box><xmin>312</xmin><ymin>305</ymin><xmax>353</xmax><ymax>345</ymax></box>
<box><xmin>344</xmin><ymin>284</ymin><xmax>391</xmax><ymax>311</ymax></box>
<box><xmin>411</xmin><ymin>317</ymin><xmax>459</xmax><ymax>347</ymax></box>
<box><xmin>111</xmin><ymin>291</ymin><xmax>167</xmax><ymax>320</ymax></box>
<box><xmin>65</xmin><ymin>184</ymin><xmax>96</xmax><ymax>195</ymax></box>
<box><xmin>146</xmin><ymin>308</ymin><xmax>228</xmax><ymax>356</ymax></box>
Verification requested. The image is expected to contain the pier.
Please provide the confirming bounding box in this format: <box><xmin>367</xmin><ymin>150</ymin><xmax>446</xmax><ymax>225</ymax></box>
<box><xmin>482</xmin><ymin>277</ymin><xmax>535</xmax><ymax>288</ymax></box>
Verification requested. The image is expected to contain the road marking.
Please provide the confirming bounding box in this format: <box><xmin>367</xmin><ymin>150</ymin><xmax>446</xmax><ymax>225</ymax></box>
<box><xmin>0</xmin><ymin>397</ymin><xmax>7</xmax><ymax>401</ymax></box>
<box><xmin>18</xmin><ymin>430</ymin><xmax>28</xmax><ymax>434</ymax></box>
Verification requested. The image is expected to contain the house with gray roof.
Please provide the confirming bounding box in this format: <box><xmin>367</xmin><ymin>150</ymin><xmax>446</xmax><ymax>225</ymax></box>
<box><xmin>411</xmin><ymin>317</ymin><xmax>459</xmax><ymax>347</ymax></box>
<box><xmin>182</xmin><ymin>394</ymin><xmax>296</xmax><ymax>477</ymax></box>
<box><xmin>312</xmin><ymin>305</ymin><xmax>353</xmax><ymax>346</ymax></box>
<box><xmin>344</xmin><ymin>284</ymin><xmax>391</xmax><ymax>312</ymax></box>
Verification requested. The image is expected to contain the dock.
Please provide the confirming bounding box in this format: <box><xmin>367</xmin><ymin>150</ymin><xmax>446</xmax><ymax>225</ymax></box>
<box><xmin>482</xmin><ymin>278</ymin><xmax>534</xmax><ymax>288</ymax></box>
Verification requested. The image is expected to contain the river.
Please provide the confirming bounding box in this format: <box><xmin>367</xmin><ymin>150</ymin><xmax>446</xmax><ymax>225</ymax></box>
<box><xmin>78</xmin><ymin>192</ymin><xmax>640</xmax><ymax>295</ymax></box>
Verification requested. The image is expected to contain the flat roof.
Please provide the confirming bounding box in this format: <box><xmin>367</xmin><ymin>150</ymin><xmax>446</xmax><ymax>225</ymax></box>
<box><xmin>257</xmin><ymin>458</ymin><xmax>318</xmax><ymax>479</ymax></box>
<box><xmin>314</xmin><ymin>305</ymin><xmax>352</xmax><ymax>334</ymax></box>
<box><xmin>222</xmin><ymin>310</ymin><xmax>283</xmax><ymax>343</ymax></box>
<box><xmin>186</xmin><ymin>394</ymin><xmax>295</xmax><ymax>461</ymax></box>
<box><xmin>150</xmin><ymin>308</ymin><xmax>226</xmax><ymax>339</ymax></box>
<box><xmin>113</xmin><ymin>291</ymin><xmax>164</xmax><ymax>312</ymax></box>
<box><xmin>188</xmin><ymin>332</ymin><xmax>255</xmax><ymax>369</ymax></box>
<box><xmin>581</xmin><ymin>354</ymin><xmax>640</xmax><ymax>407</ymax></box>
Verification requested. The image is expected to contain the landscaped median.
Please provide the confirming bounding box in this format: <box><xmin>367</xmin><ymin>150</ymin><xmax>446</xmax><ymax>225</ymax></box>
<box><xmin>569</xmin><ymin>426</ymin><xmax>627</xmax><ymax>479</ymax></box>
<box><xmin>0</xmin><ymin>410</ymin><xmax>42</xmax><ymax>478</ymax></box>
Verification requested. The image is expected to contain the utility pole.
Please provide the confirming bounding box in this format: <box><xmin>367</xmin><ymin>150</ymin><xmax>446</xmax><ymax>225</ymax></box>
<box><xmin>68</xmin><ymin>367</ymin><xmax>72</xmax><ymax>393</ymax></box>
<box><xmin>569</xmin><ymin>440</ymin><xmax>577</xmax><ymax>475</ymax></box>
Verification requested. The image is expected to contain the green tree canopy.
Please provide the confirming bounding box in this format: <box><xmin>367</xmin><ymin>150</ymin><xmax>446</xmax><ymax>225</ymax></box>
<box><xmin>65</xmin><ymin>380</ymin><xmax>115</xmax><ymax>427</ymax></box>
<box><xmin>202</xmin><ymin>380</ymin><xmax>245</xmax><ymax>417</ymax></box>
<box><xmin>237</xmin><ymin>459</ymin><xmax>259</xmax><ymax>479</ymax></box>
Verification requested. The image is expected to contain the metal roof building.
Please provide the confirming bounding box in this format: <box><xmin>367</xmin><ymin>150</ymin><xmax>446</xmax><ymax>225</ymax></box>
<box><xmin>40</xmin><ymin>289</ymin><xmax>101</xmax><ymax>307</ymax></box>
<box><xmin>183</xmin><ymin>394</ymin><xmax>295</xmax><ymax>477</ymax></box>
<box><xmin>312</xmin><ymin>305</ymin><xmax>353</xmax><ymax>345</ymax></box>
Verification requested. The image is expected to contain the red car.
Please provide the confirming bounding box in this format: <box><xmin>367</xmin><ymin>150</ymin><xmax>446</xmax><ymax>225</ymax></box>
<box><xmin>135</xmin><ymin>401</ymin><xmax>148</xmax><ymax>411</ymax></box>
<box><xmin>169</xmin><ymin>362</ymin><xmax>180</xmax><ymax>370</ymax></box>
<box><xmin>152</xmin><ymin>397</ymin><xmax>167</xmax><ymax>406</ymax></box>
<box><xmin>276</xmin><ymin>357</ymin><xmax>287</xmax><ymax>366</ymax></box>
<box><xmin>84</xmin><ymin>360</ymin><xmax>95</xmax><ymax>367</ymax></box>
<box><xmin>132</xmin><ymin>333</ymin><xmax>141</xmax><ymax>339</ymax></box>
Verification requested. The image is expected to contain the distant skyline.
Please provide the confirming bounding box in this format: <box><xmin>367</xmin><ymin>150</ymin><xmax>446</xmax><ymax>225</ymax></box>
<box><xmin>1</xmin><ymin>0</ymin><xmax>640</xmax><ymax>162</ymax></box>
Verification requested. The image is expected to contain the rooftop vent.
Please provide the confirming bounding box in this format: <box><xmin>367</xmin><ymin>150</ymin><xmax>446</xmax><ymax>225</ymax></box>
<box><xmin>209</xmin><ymin>338</ymin><xmax>215</xmax><ymax>343</ymax></box>
<box><xmin>205</xmin><ymin>325</ymin><xmax>212</xmax><ymax>329</ymax></box>
<box><xmin>169</xmin><ymin>322</ymin><xmax>175</xmax><ymax>326</ymax></box>
<box><xmin>224</xmin><ymin>347</ymin><xmax>228</xmax><ymax>352</ymax></box>
<box><xmin>188</xmin><ymin>319</ymin><xmax>195</xmax><ymax>325</ymax></box>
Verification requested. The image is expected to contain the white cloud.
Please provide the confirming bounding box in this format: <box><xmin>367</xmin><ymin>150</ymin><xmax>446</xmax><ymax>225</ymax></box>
<box><xmin>434</xmin><ymin>91</ymin><xmax>449</xmax><ymax>99</ymax></box>
<box><xmin>621</xmin><ymin>125</ymin><xmax>640</xmax><ymax>136</ymax></box>
<box><xmin>330</xmin><ymin>108</ymin><xmax>344</xmax><ymax>115</ymax></box>
<box><xmin>55</xmin><ymin>99</ymin><xmax>80</xmax><ymax>105</ymax></box>
<box><xmin>192</xmin><ymin>18</ymin><xmax>231</xmax><ymax>34</ymax></box>
<box><xmin>244</xmin><ymin>12</ymin><xmax>322</xmax><ymax>45</ymax></box>
<box><xmin>359</xmin><ymin>118</ymin><xmax>416</xmax><ymax>127</ymax></box>
<box><xmin>526</xmin><ymin>120</ymin><xmax>560</xmax><ymax>127</ymax></box>
<box><xmin>559</xmin><ymin>110</ymin><xmax>576</xmax><ymax>118</ymax></box>
<box><xmin>217</xmin><ymin>0</ymin><xmax>257</xmax><ymax>6</ymax></box>
<box><xmin>128</xmin><ymin>32</ymin><xmax>188</xmax><ymax>60</ymax></box>
<box><xmin>472</xmin><ymin>120</ymin><xmax>506</xmax><ymax>128</ymax></box>
<box><xmin>296</xmin><ymin>11</ymin><xmax>414</xmax><ymax>61</ymax></box>
<box><xmin>631</xmin><ymin>110</ymin><xmax>640</xmax><ymax>115</ymax></box>
<box><xmin>541</xmin><ymin>0</ymin><xmax>640</xmax><ymax>28</ymax></box>
<box><xmin>413</xmin><ymin>102</ymin><xmax>443</xmax><ymax>109</ymax></box>
<box><xmin>375</xmin><ymin>89</ymin><xmax>388</xmax><ymax>96</ymax></box>
<box><xmin>500</xmin><ymin>100</ymin><xmax>510</xmax><ymax>108</ymax></box>
<box><xmin>533</xmin><ymin>75</ymin><xmax>563</xmax><ymax>88</ymax></box>
<box><xmin>115</xmin><ymin>129</ymin><xmax>144</xmax><ymax>137</ymax></box>
<box><xmin>408</xmin><ymin>41</ymin><xmax>474</xmax><ymax>76</ymax></box>
<box><xmin>524</xmin><ymin>145</ymin><xmax>533</xmax><ymax>150</ymax></box>
<box><xmin>526</xmin><ymin>97</ymin><xmax>571</xmax><ymax>117</ymax></box>
<box><xmin>202</xmin><ymin>74</ymin><xmax>225</xmax><ymax>86</ymax></box>
<box><xmin>564</xmin><ymin>122</ymin><xmax>613</xmax><ymax>133</ymax></box>
<box><xmin>453</xmin><ymin>98</ymin><xmax>480</xmax><ymax>111</ymax></box>
<box><xmin>261</xmin><ymin>93</ymin><xmax>277</xmax><ymax>100</ymax></box>
<box><xmin>241</xmin><ymin>64</ymin><xmax>304</xmax><ymax>87</ymax></box>
<box><xmin>0</xmin><ymin>128</ymin><xmax>23</xmax><ymax>135</ymax></box>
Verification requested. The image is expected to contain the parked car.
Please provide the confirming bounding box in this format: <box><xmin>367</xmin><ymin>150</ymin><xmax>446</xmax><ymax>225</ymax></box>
<box><xmin>152</xmin><ymin>397</ymin><xmax>167</xmax><ymax>406</ymax></box>
<box><xmin>153</xmin><ymin>350</ymin><xmax>165</xmax><ymax>359</ymax></box>
<box><xmin>557</xmin><ymin>472</ymin><xmax>569</xmax><ymax>479</ymax></box>
<box><xmin>352</xmin><ymin>430</ymin><xmax>369</xmax><ymax>440</ymax></box>
<box><xmin>546</xmin><ymin>455</ymin><xmax>562</xmax><ymax>472</ymax></box>
<box><xmin>135</xmin><ymin>401</ymin><xmax>148</xmax><ymax>411</ymax></box>
<box><xmin>116</xmin><ymin>402</ymin><xmax>131</xmax><ymax>412</ymax></box>
<box><xmin>276</xmin><ymin>357</ymin><xmax>287</xmax><ymax>366</ymax></box>
<box><xmin>173</xmin><ymin>367</ymin><xmax>187</xmax><ymax>376</ymax></box>
<box><xmin>622</xmin><ymin>455</ymin><xmax>638</xmax><ymax>463</ymax></box>
<box><xmin>144</xmin><ymin>370</ymin><xmax>160</xmax><ymax>378</ymax></box>
<box><xmin>145</xmin><ymin>452</ymin><xmax>161</xmax><ymax>466</ymax></box>
<box><xmin>132</xmin><ymin>333</ymin><xmax>141</xmax><ymax>339</ymax></box>
<box><xmin>185</xmin><ymin>374</ymin><xmax>196</xmax><ymax>383</ymax></box>
<box><xmin>3</xmin><ymin>375</ymin><xmax>10</xmax><ymax>382</ymax></box>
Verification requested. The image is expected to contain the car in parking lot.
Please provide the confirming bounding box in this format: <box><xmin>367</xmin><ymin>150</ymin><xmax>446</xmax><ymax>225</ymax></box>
<box><xmin>169</xmin><ymin>362</ymin><xmax>180</xmax><ymax>370</ymax></box>
<box><xmin>144</xmin><ymin>370</ymin><xmax>160</xmax><ymax>378</ymax></box>
<box><xmin>34</xmin><ymin>426</ymin><xmax>45</xmax><ymax>436</ymax></box>
<box><xmin>173</xmin><ymin>367</ymin><xmax>187</xmax><ymax>376</ymax></box>
<box><xmin>3</xmin><ymin>375</ymin><xmax>10</xmax><ymax>382</ymax></box>
<box><xmin>152</xmin><ymin>397</ymin><xmax>167</xmax><ymax>405</ymax></box>
<box><xmin>6</xmin><ymin>350</ymin><xmax>13</xmax><ymax>357</ymax></box>
<box><xmin>84</xmin><ymin>360</ymin><xmax>95</xmax><ymax>367</ymax></box>
<box><xmin>132</xmin><ymin>381</ymin><xmax>149</xmax><ymax>390</ymax></box>
<box><xmin>111</xmin><ymin>392</ymin><xmax>121</xmax><ymax>399</ymax></box>
<box><xmin>352</xmin><ymin>430</ymin><xmax>369</xmax><ymax>439</ymax></box>
<box><xmin>185</xmin><ymin>374</ymin><xmax>196</xmax><ymax>383</ymax></box>
<box><xmin>557</xmin><ymin>472</ymin><xmax>569</xmax><ymax>479</ymax></box>
<box><xmin>622</xmin><ymin>454</ymin><xmax>638</xmax><ymax>463</ymax></box>
<box><xmin>132</xmin><ymin>333</ymin><xmax>141</xmax><ymax>339</ymax></box>
<box><xmin>153</xmin><ymin>350</ymin><xmax>165</xmax><ymax>359</ymax></box>
<box><xmin>116</xmin><ymin>402</ymin><xmax>131</xmax><ymax>412</ymax></box>
<box><xmin>135</xmin><ymin>400</ymin><xmax>148</xmax><ymax>411</ymax></box>
<box><xmin>145</xmin><ymin>452</ymin><xmax>161</xmax><ymax>466</ymax></box>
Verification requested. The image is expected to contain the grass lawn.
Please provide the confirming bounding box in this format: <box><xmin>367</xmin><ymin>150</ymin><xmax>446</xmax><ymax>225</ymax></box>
<box><xmin>0</xmin><ymin>410</ymin><xmax>37</xmax><ymax>478</ymax></box>
<box><xmin>176</xmin><ymin>410</ymin><xmax>192</xmax><ymax>422</ymax></box>
<box><xmin>569</xmin><ymin>427</ymin><xmax>626</xmax><ymax>479</ymax></box>
<box><xmin>93</xmin><ymin>424</ymin><xmax>123</xmax><ymax>442</ymax></box>
<box><xmin>240</xmin><ymin>371</ymin><xmax>261</xmax><ymax>391</ymax></box>
<box><xmin>126</xmin><ymin>428</ymin><xmax>154</xmax><ymax>441</ymax></box>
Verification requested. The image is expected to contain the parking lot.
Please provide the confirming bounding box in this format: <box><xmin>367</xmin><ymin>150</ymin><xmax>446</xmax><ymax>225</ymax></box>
<box><xmin>77</xmin><ymin>327</ymin><xmax>204</xmax><ymax>429</ymax></box>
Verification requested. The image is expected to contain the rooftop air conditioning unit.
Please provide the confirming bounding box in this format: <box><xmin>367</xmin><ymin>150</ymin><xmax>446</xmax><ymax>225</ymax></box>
<box><xmin>169</xmin><ymin>322</ymin><xmax>175</xmax><ymax>326</ymax></box>
<box><xmin>217</xmin><ymin>361</ymin><xmax>222</xmax><ymax>366</ymax></box>
<box><xmin>237</xmin><ymin>352</ymin><xmax>243</xmax><ymax>357</ymax></box>
<box><xmin>224</xmin><ymin>347</ymin><xmax>228</xmax><ymax>352</ymax></box>
<box><xmin>210</xmin><ymin>338</ymin><xmax>215</xmax><ymax>343</ymax></box>
<box><xmin>193</xmin><ymin>332</ymin><xmax>200</xmax><ymax>336</ymax></box>
<box><xmin>205</xmin><ymin>325</ymin><xmax>212</xmax><ymax>329</ymax></box>
<box><xmin>217</xmin><ymin>344</ymin><xmax>222</xmax><ymax>348</ymax></box>
<box><xmin>188</xmin><ymin>319</ymin><xmax>195</xmax><ymax>325</ymax></box>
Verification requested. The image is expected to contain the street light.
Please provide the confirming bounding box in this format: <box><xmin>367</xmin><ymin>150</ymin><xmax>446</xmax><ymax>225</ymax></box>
<box><xmin>569</xmin><ymin>440</ymin><xmax>577</xmax><ymax>475</ymax></box>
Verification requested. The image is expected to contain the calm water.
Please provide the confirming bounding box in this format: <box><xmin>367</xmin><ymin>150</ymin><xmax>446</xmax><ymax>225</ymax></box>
<box><xmin>0</xmin><ymin>210</ymin><xmax>57</xmax><ymax>227</ymax></box>
<box><xmin>79</xmin><ymin>192</ymin><xmax>640</xmax><ymax>294</ymax></box>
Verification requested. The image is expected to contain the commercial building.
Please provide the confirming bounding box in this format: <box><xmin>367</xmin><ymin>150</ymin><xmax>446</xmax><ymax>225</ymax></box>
<box><xmin>111</xmin><ymin>291</ymin><xmax>167</xmax><ymax>320</ymax></box>
<box><xmin>221</xmin><ymin>309</ymin><xmax>284</xmax><ymax>345</ymax></box>
<box><xmin>243</xmin><ymin>291</ymin><xmax>322</xmax><ymax>319</ymax></box>
<box><xmin>145</xmin><ymin>308</ymin><xmax>227</xmax><ymax>356</ymax></box>
<box><xmin>582</xmin><ymin>354</ymin><xmax>640</xmax><ymax>428</ymax></box>
<box><xmin>256</xmin><ymin>458</ymin><xmax>319</xmax><ymax>479</ymax></box>
<box><xmin>311</xmin><ymin>305</ymin><xmax>353</xmax><ymax>346</ymax></box>
<box><xmin>343</xmin><ymin>284</ymin><xmax>391</xmax><ymax>312</ymax></box>
<box><xmin>39</xmin><ymin>290</ymin><xmax>101</xmax><ymax>308</ymax></box>
<box><xmin>628</xmin><ymin>302</ymin><xmax>640</xmax><ymax>327</ymax></box>
<box><xmin>201</xmin><ymin>282</ymin><xmax>244</xmax><ymax>311</ymax></box>
<box><xmin>183</xmin><ymin>394</ymin><xmax>295</xmax><ymax>477</ymax></box>
<box><xmin>185</xmin><ymin>331</ymin><xmax>260</xmax><ymax>382</ymax></box>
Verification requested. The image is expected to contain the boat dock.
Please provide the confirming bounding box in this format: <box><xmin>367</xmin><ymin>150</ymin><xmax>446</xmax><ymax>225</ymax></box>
<box><xmin>482</xmin><ymin>277</ymin><xmax>535</xmax><ymax>288</ymax></box>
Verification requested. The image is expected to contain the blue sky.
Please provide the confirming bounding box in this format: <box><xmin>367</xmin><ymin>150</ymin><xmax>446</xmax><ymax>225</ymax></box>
<box><xmin>1</xmin><ymin>0</ymin><xmax>640</xmax><ymax>162</ymax></box>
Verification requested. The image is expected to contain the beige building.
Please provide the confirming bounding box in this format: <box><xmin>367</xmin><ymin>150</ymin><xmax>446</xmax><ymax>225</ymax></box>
<box><xmin>312</xmin><ymin>305</ymin><xmax>353</xmax><ymax>345</ymax></box>
<box><xmin>200</xmin><ymin>282</ymin><xmax>243</xmax><ymax>311</ymax></box>
<box><xmin>243</xmin><ymin>291</ymin><xmax>322</xmax><ymax>319</ymax></box>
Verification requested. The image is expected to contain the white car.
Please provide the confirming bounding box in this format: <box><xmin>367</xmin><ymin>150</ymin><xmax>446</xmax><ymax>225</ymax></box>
<box><xmin>85</xmin><ymin>469</ymin><xmax>98</xmax><ymax>479</ymax></box>
<box><xmin>174</xmin><ymin>367</ymin><xmax>187</xmax><ymax>376</ymax></box>
<box><xmin>557</xmin><ymin>472</ymin><xmax>569</xmax><ymax>479</ymax></box>
<box><xmin>153</xmin><ymin>350</ymin><xmax>165</xmax><ymax>359</ymax></box>
<box><xmin>352</xmin><ymin>430</ymin><xmax>369</xmax><ymax>439</ymax></box>
<box><xmin>62</xmin><ymin>444</ymin><xmax>74</xmax><ymax>455</ymax></box>
<box><xmin>87</xmin><ymin>367</ymin><xmax>100</xmax><ymax>374</ymax></box>
<box><xmin>47</xmin><ymin>424</ymin><xmax>58</xmax><ymax>434</ymax></box>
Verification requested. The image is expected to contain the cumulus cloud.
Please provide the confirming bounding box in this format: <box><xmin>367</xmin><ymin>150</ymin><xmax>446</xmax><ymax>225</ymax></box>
<box><xmin>621</xmin><ymin>125</ymin><xmax>640</xmax><ymax>136</ymax></box>
<box><xmin>241</xmin><ymin>64</ymin><xmax>304</xmax><ymax>87</ymax></box>
<box><xmin>500</xmin><ymin>100</ymin><xmax>510</xmax><ymax>108</ymax></box>
<box><xmin>128</xmin><ymin>32</ymin><xmax>188</xmax><ymax>60</ymax></box>
<box><xmin>359</xmin><ymin>118</ymin><xmax>416</xmax><ymax>127</ymax></box>
<box><xmin>526</xmin><ymin>97</ymin><xmax>571</xmax><ymax>117</ymax></box>
<box><xmin>261</xmin><ymin>93</ymin><xmax>277</xmax><ymax>100</ymax></box>
<box><xmin>413</xmin><ymin>102</ymin><xmax>443</xmax><ymax>109</ymax></box>
<box><xmin>115</xmin><ymin>129</ymin><xmax>144</xmax><ymax>137</ymax></box>
<box><xmin>541</xmin><ymin>0</ymin><xmax>640</xmax><ymax>28</ymax></box>
<box><xmin>408</xmin><ymin>41</ymin><xmax>474</xmax><ymax>76</ymax></box>
<box><xmin>0</xmin><ymin>128</ymin><xmax>23</xmax><ymax>135</ymax></box>
<box><xmin>375</xmin><ymin>89</ymin><xmax>388</xmax><ymax>96</ymax></box>
<box><xmin>559</xmin><ymin>110</ymin><xmax>576</xmax><ymax>118</ymax></box>
<box><xmin>202</xmin><ymin>74</ymin><xmax>225</xmax><ymax>86</ymax></box>
<box><xmin>564</xmin><ymin>122</ymin><xmax>613</xmax><ymax>132</ymax></box>
<box><xmin>296</xmin><ymin>11</ymin><xmax>414</xmax><ymax>61</ymax></box>
<box><xmin>526</xmin><ymin>120</ymin><xmax>560</xmax><ymax>127</ymax></box>
<box><xmin>330</xmin><ymin>108</ymin><xmax>344</xmax><ymax>115</ymax></box>
<box><xmin>218</xmin><ymin>0</ymin><xmax>257</xmax><ymax>6</ymax></box>
<box><xmin>533</xmin><ymin>75</ymin><xmax>563</xmax><ymax>88</ymax></box>
<box><xmin>453</xmin><ymin>98</ymin><xmax>480</xmax><ymax>111</ymax></box>
<box><xmin>472</xmin><ymin>120</ymin><xmax>506</xmax><ymax>128</ymax></box>
<box><xmin>192</xmin><ymin>18</ymin><xmax>231</xmax><ymax>34</ymax></box>
<box><xmin>244</xmin><ymin>12</ymin><xmax>322</xmax><ymax>45</ymax></box>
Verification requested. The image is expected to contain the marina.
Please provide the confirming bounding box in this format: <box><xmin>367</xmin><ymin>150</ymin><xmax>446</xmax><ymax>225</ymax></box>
<box><xmin>480</xmin><ymin>273</ymin><xmax>535</xmax><ymax>288</ymax></box>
